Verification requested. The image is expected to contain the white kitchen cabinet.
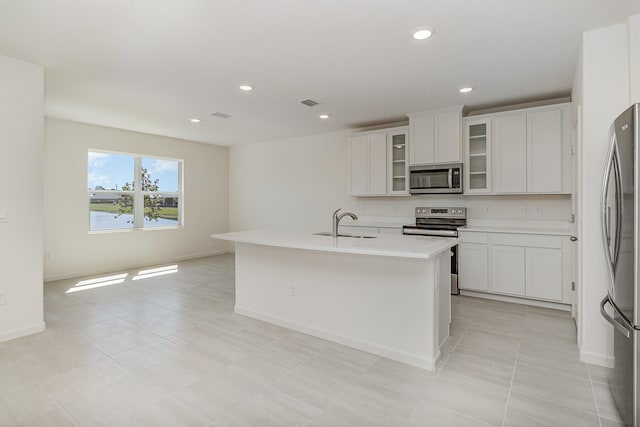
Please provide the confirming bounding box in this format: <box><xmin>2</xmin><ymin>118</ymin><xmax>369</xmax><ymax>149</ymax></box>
<box><xmin>459</xmin><ymin>242</ymin><xmax>488</xmax><ymax>292</ymax></box>
<box><xmin>410</xmin><ymin>113</ymin><xmax>434</xmax><ymax>165</ymax></box>
<box><xmin>527</xmin><ymin>109</ymin><xmax>563</xmax><ymax>193</ymax></box>
<box><xmin>463</xmin><ymin>118</ymin><xmax>492</xmax><ymax>193</ymax></box>
<box><xmin>408</xmin><ymin>106</ymin><xmax>462</xmax><ymax>165</ymax></box>
<box><xmin>494</xmin><ymin>113</ymin><xmax>527</xmax><ymax>193</ymax></box>
<box><xmin>464</xmin><ymin>102</ymin><xmax>571</xmax><ymax>195</ymax></box>
<box><xmin>525</xmin><ymin>247</ymin><xmax>562</xmax><ymax>300</ymax></box>
<box><xmin>492</xmin><ymin>103</ymin><xmax>570</xmax><ymax>194</ymax></box>
<box><xmin>491</xmin><ymin>245</ymin><xmax>526</xmax><ymax>296</ymax></box>
<box><xmin>458</xmin><ymin>229</ymin><xmax>571</xmax><ymax>304</ymax></box>
<box><xmin>349</xmin><ymin>126</ymin><xmax>409</xmax><ymax>197</ymax></box>
<box><xmin>387</xmin><ymin>127</ymin><xmax>409</xmax><ymax>195</ymax></box>
<box><xmin>348</xmin><ymin>132</ymin><xmax>387</xmax><ymax>196</ymax></box>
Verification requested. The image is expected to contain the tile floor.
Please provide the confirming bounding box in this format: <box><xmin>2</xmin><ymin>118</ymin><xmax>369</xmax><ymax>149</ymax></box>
<box><xmin>0</xmin><ymin>254</ymin><xmax>624</xmax><ymax>426</ymax></box>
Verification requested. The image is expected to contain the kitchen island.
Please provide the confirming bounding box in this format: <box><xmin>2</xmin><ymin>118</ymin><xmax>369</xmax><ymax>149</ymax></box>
<box><xmin>211</xmin><ymin>229</ymin><xmax>457</xmax><ymax>370</ymax></box>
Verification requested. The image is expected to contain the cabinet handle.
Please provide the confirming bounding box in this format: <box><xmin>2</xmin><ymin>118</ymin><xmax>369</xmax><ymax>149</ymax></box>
<box><xmin>570</xmin><ymin>236</ymin><xmax>578</xmax><ymax>242</ymax></box>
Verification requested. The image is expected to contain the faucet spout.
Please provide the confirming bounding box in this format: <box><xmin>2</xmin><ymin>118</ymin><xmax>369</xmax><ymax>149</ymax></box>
<box><xmin>331</xmin><ymin>208</ymin><xmax>358</xmax><ymax>237</ymax></box>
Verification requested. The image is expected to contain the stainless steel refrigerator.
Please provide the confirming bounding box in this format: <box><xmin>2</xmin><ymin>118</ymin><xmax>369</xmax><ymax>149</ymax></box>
<box><xmin>601</xmin><ymin>103</ymin><xmax>640</xmax><ymax>427</ymax></box>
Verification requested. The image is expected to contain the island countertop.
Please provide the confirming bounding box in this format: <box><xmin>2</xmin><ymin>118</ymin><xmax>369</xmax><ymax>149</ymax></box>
<box><xmin>211</xmin><ymin>229</ymin><xmax>458</xmax><ymax>259</ymax></box>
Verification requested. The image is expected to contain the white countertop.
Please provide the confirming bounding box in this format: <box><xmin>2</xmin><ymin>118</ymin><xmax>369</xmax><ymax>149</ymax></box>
<box><xmin>459</xmin><ymin>219</ymin><xmax>572</xmax><ymax>236</ymax></box>
<box><xmin>459</xmin><ymin>225</ymin><xmax>571</xmax><ymax>236</ymax></box>
<box><xmin>211</xmin><ymin>229</ymin><xmax>458</xmax><ymax>259</ymax></box>
<box><xmin>340</xmin><ymin>216</ymin><xmax>412</xmax><ymax>228</ymax></box>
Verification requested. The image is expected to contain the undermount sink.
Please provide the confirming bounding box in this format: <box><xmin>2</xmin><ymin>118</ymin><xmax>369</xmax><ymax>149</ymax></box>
<box><xmin>313</xmin><ymin>232</ymin><xmax>377</xmax><ymax>239</ymax></box>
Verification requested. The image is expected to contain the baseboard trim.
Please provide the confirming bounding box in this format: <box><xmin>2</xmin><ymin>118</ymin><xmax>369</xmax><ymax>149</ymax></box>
<box><xmin>234</xmin><ymin>305</ymin><xmax>438</xmax><ymax>371</ymax></box>
<box><xmin>459</xmin><ymin>290</ymin><xmax>571</xmax><ymax>311</ymax></box>
<box><xmin>0</xmin><ymin>322</ymin><xmax>46</xmax><ymax>343</ymax></box>
<box><xmin>44</xmin><ymin>250</ymin><xmax>233</xmax><ymax>282</ymax></box>
<box><xmin>580</xmin><ymin>349</ymin><xmax>614</xmax><ymax>368</ymax></box>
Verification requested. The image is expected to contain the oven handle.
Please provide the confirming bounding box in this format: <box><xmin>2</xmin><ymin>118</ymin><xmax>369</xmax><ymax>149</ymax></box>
<box><xmin>403</xmin><ymin>228</ymin><xmax>458</xmax><ymax>237</ymax></box>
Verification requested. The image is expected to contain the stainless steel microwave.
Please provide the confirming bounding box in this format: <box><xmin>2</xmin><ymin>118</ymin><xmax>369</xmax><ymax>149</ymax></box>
<box><xmin>409</xmin><ymin>163</ymin><xmax>462</xmax><ymax>194</ymax></box>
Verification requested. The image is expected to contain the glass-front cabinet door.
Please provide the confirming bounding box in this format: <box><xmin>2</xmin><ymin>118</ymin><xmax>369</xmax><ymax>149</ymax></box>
<box><xmin>464</xmin><ymin>118</ymin><xmax>492</xmax><ymax>193</ymax></box>
<box><xmin>387</xmin><ymin>127</ymin><xmax>409</xmax><ymax>195</ymax></box>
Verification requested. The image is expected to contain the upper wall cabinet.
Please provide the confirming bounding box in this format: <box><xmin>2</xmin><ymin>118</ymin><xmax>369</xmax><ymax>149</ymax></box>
<box><xmin>463</xmin><ymin>118</ymin><xmax>492</xmax><ymax>194</ymax></box>
<box><xmin>348</xmin><ymin>126</ymin><xmax>409</xmax><ymax>196</ymax></box>
<box><xmin>348</xmin><ymin>132</ymin><xmax>387</xmax><ymax>196</ymax></box>
<box><xmin>463</xmin><ymin>102</ymin><xmax>572</xmax><ymax>195</ymax></box>
<box><xmin>387</xmin><ymin>127</ymin><xmax>409</xmax><ymax>195</ymax></box>
<box><xmin>494</xmin><ymin>103</ymin><xmax>571</xmax><ymax>194</ymax></box>
<box><xmin>408</xmin><ymin>106</ymin><xmax>463</xmax><ymax>165</ymax></box>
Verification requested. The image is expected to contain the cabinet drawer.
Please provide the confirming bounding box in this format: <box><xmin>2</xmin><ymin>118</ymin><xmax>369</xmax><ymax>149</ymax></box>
<box><xmin>489</xmin><ymin>233</ymin><xmax>561</xmax><ymax>248</ymax></box>
<box><xmin>458</xmin><ymin>231</ymin><xmax>488</xmax><ymax>244</ymax></box>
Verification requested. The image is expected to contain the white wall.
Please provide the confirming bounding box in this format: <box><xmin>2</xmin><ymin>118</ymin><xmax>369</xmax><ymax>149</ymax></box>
<box><xmin>574</xmin><ymin>19</ymin><xmax>633</xmax><ymax>366</ymax></box>
<box><xmin>630</xmin><ymin>14</ymin><xmax>640</xmax><ymax>104</ymax></box>
<box><xmin>0</xmin><ymin>55</ymin><xmax>45</xmax><ymax>342</ymax></box>
<box><xmin>229</xmin><ymin>130</ymin><xmax>571</xmax><ymax>234</ymax></box>
<box><xmin>572</xmin><ymin>45</ymin><xmax>584</xmax><ymax>350</ymax></box>
<box><xmin>44</xmin><ymin>119</ymin><xmax>229</xmax><ymax>281</ymax></box>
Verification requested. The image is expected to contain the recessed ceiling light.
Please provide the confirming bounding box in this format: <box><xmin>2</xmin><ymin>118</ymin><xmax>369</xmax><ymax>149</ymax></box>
<box><xmin>239</xmin><ymin>85</ymin><xmax>253</xmax><ymax>91</ymax></box>
<box><xmin>319</xmin><ymin>114</ymin><xmax>330</xmax><ymax>119</ymax></box>
<box><xmin>459</xmin><ymin>87</ymin><xmax>473</xmax><ymax>93</ymax></box>
<box><xmin>412</xmin><ymin>29</ymin><xmax>433</xmax><ymax>40</ymax></box>
<box><xmin>189</xmin><ymin>118</ymin><xmax>201</xmax><ymax>123</ymax></box>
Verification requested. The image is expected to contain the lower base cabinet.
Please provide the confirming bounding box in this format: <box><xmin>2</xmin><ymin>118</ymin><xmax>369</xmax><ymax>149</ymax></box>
<box><xmin>459</xmin><ymin>243</ymin><xmax>488</xmax><ymax>292</ymax></box>
<box><xmin>459</xmin><ymin>230</ymin><xmax>570</xmax><ymax>304</ymax></box>
<box><xmin>525</xmin><ymin>247</ymin><xmax>562</xmax><ymax>300</ymax></box>
<box><xmin>491</xmin><ymin>245</ymin><xmax>525</xmax><ymax>296</ymax></box>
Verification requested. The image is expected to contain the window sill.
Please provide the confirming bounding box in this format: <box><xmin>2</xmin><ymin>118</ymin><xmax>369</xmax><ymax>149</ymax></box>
<box><xmin>88</xmin><ymin>225</ymin><xmax>183</xmax><ymax>235</ymax></box>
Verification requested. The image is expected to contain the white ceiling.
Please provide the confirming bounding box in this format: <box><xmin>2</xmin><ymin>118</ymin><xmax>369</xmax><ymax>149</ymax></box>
<box><xmin>1</xmin><ymin>0</ymin><xmax>639</xmax><ymax>146</ymax></box>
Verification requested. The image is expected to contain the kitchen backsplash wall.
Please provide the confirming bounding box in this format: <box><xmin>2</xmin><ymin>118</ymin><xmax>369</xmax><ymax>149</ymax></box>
<box><xmin>229</xmin><ymin>128</ymin><xmax>572</xmax><ymax>232</ymax></box>
<box><xmin>354</xmin><ymin>194</ymin><xmax>571</xmax><ymax>221</ymax></box>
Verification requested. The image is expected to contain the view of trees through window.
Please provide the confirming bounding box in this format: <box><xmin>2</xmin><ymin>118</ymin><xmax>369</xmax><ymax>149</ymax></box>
<box><xmin>88</xmin><ymin>151</ymin><xmax>182</xmax><ymax>231</ymax></box>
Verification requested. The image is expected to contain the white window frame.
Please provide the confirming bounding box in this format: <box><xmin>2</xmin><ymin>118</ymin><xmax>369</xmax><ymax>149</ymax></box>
<box><xmin>88</xmin><ymin>150</ymin><xmax>183</xmax><ymax>232</ymax></box>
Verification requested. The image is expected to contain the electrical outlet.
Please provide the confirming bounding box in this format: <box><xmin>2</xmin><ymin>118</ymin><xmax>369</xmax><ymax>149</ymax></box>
<box><xmin>534</xmin><ymin>207</ymin><xmax>542</xmax><ymax>217</ymax></box>
<box><xmin>519</xmin><ymin>206</ymin><xmax>526</xmax><ymax>215</ymax></box>
<box><xmin>0</xmin><ymin>291</ymin><xmax>5</xmax><ymax>305</ymax></box>
<box><xmin>291</xmin><ymin>284</ymin><xmax>297</xmax><ymax>296</ymax></box>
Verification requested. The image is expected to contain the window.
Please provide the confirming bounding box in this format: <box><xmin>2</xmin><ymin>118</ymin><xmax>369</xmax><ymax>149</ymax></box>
<box><xmin>88</xmin><ymin>150</ymin><xmax>182</xmax><ymax>231</ymax></box>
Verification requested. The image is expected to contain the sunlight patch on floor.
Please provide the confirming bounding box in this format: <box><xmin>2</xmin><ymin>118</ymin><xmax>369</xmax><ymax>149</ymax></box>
<box><xmin>132</xmin><ymin>265</ymin><xmax>178</xmax><ymax>281</ymax></box>
<box><xmin>66</xmin><ymin>273</ymin><xmax>128</xmax><ymax>293</ymax></box>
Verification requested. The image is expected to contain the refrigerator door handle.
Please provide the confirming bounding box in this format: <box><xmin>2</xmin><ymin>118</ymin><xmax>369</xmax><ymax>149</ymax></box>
<box><xmin>612</xmin><ymin>139</ymin><xmax>623</xmax><ymax>269</ymax></box>
<box><xmin>601</xmin><ymin>135</ymin><xmax>617</xmax><ymax>285</ymax></box>
<box><xmin>600</xmin><ymin>296</ymin><xmax>631</xmax><ymax>338</ymax></box>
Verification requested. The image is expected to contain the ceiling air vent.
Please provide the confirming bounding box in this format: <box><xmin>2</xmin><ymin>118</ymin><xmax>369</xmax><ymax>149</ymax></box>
<box><xmin>210</xmin><ymin>112</ymin><xmax>232</xmax><ymax>119</ymax></box>
<box><xmin>300</xmin><ymin>99</ymin><xmax>320</xmax><ymax>107</ymax></box>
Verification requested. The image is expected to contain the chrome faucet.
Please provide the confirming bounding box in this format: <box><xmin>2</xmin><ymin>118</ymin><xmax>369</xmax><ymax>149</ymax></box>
<box><xmin>332</xmin><ymin>208</ymin><xmax>358</xmax><ymax>237</ymax></box>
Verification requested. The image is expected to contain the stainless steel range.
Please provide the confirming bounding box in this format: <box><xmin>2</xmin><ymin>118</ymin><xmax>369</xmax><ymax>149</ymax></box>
<box><xmin>402</xmin><ymin>207</ymin><xmax>466</xmax><ymax>295</ymax></box>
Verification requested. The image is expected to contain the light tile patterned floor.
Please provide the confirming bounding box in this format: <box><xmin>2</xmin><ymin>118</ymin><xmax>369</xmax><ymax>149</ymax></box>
<box><xmin>0</xmin><ymin>255</ymin><xmax>624</xmax><ymax>426</ymax></box>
